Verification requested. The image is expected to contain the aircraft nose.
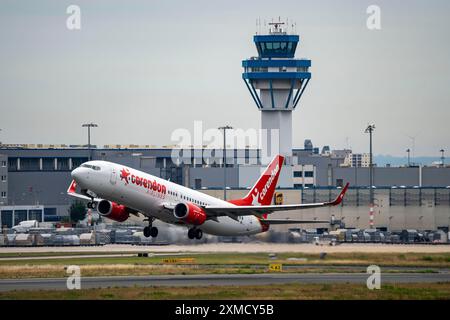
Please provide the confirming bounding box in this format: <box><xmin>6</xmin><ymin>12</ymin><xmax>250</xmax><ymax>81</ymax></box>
<box><xmin>71</xmin><ymin>167</ymin><xmax>83</xmax><ymax>181</ymax></box>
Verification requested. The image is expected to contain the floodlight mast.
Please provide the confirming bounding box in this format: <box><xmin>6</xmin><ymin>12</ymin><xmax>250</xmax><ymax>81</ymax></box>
<box><xmin>218</xmin><ymin>125</ymin><xmax>233</xmax><ymax>200</ymax></box>
<box><xmin>82</xmin><ymin>122</ymin><xmax>98</xmax><ymax>161</ymax></box>
<box><xmin>365</xmin><ymin>124</ymin><xmax>375</xmax><ymax>228</ymax></box>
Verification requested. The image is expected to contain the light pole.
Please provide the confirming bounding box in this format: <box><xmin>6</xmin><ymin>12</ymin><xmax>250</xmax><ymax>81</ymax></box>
<box><xmin>82</xmin><ymin>123</ymin><xmax>98</xmax><ymax>160</ymax></box>
<box><xmin>365</xmin><ymin>124</ymin><xmax>375</xmax><ymax>228</ymax></box>
<box><xmin>218</xmin><ymin>125</ymin><xmax>233</xmax><ymax>200</ymax></box>
<box><xmin>406</xmin><ymin>148</ymin><xmax>410</xmax><ymax>167</ymax></box>
<box><xmin>406</xmin><ymin>134</ymin><xmax>417</xmax><ymax>166</ymax></box>
<box><xmin>440</xmin><ymin>149</ymin><xmax>445</xmax><ymax>167</ymax></box>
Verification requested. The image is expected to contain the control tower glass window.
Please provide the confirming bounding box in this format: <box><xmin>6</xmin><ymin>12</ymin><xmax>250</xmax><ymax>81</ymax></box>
<box><xmin>258</xmin><ymin>42</ymin><xmax>297</xmax><ymax>55</ymax></box>
<box><xmin>287</xmin><ymin>42</ymin><xmax>293</xmax><ymax>51</ymax></box>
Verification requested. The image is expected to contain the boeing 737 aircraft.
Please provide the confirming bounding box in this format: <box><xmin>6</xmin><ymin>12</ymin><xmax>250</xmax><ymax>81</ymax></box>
<box><xmin>68</xmin><ymin>155</ymin><xmax>349</xmax><ymax>240</ymax></box>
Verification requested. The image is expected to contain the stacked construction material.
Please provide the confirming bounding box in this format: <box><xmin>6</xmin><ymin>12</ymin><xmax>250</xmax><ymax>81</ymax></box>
<box><xmin>114</xmin><ymin>229</ymin><xmax>136</xmax><ymax>244</ymax></box>
<box><xmin>34</xmin><ymin>233</ymin><xmax>54</xmax><ymax>246</ymax></box>
<box><xmin>94</xmin><ymin>229</ymin><xmax>112</xmax><ymax>245</ymax></box>
<box><xmin>0</xmin><ymin>234</ymin><xmax>6</xmax><ymax>246</ymax></box>
<box><xmin>79</xmin><ymin>232</ymin><xmax>95</xmax><ymax>245</ymax></box>
<box><xmin>14</xmin><ymin>233</ymin><xmax>35</xmax><ymax>246</ymax></box>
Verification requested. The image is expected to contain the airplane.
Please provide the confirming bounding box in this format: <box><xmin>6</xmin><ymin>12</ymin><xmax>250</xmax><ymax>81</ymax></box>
<box><xmin>67</xmin><ymin>155</ymin><xmax>349</xmax><ymax>240</ymax></box>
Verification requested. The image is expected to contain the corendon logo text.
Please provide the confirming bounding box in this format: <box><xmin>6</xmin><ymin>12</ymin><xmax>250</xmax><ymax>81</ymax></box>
<box><xmin>260</xmin><ymin>163</ymin><xmax>279</xmax><ymax>201</ymax></box>
<box><xmin>120</xmin><ymin>167</ymin><xmax>167</xmax><ymax>198</ymax></box>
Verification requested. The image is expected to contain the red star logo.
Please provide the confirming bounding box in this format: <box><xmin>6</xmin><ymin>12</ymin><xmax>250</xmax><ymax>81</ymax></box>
<box><xmin>120</xmin><ymin>168</ymin><xmax>130</xmax><ymax>185</ymax></box>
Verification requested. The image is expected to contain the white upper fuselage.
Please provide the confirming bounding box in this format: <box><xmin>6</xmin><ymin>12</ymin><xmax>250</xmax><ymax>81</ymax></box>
<box><xmin>71</xmin><ymin>161</ymin><xmax>264</xmax><ymax>236</ymax></box>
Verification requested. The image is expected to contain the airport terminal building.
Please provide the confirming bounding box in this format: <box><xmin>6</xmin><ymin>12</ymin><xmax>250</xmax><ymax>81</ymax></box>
<box><xmin>1</xmin><ymin>143</ymin><xmax>449</xmax><ymax>231</ymax></box>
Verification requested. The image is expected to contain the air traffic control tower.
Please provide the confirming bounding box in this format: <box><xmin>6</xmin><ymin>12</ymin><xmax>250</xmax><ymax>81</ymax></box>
<box><xmin>242</xmin><ymin>21</ymin><xmax>311</xmax><ymax>173</ymax></box>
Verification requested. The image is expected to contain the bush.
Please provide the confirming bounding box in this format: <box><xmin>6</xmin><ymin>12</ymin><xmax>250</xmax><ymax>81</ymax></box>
<box><xmin>69</xmin><ymin>201</ymin><xmax>87</xmax><ymax>222</ymax></box>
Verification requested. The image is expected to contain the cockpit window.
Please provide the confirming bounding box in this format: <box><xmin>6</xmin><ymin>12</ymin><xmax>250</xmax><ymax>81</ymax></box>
<box><xmin>81</xmin><ymin>164</ymin><xmax>101</xmax><ymax>170</ymax></box>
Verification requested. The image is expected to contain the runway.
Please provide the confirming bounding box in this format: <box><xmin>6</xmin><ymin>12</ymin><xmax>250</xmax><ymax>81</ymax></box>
<box><xmin>1</xmin><ymin>273</ymin><xmax>449</xmax><ymax>292</ymax></box>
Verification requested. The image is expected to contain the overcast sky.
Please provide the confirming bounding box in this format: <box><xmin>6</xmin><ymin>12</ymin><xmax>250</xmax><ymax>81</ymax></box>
<box><xmin>0</xmin><ymin>0</ymin><xmax>449</xmax><ymax>157</ymax></box>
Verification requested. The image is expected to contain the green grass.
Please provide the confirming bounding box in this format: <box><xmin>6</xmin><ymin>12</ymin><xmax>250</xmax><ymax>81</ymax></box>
<box><xmin>1</xmin><ymin>283</ymin><xmax>449</xmax><ymax>300</ymax></box>
<box><xmin>1</xmin><ymin>252</ymin><xmax>450</xmax><ymax>267</ymax></box>
<box><xmin>1</xmin><ymin>252</ymin><xmax>449</xmax><ymax>279</ymax></box>
<box><xmin>0</xmin><ymin>253</ymin><xmax>450</xmax><ymax>267</ymax></box>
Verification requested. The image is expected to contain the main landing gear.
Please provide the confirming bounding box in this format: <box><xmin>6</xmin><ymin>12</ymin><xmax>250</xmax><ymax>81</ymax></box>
<box><xmin>188</xmin><ymin>228</ymin><xmax>203</xmax><ymax>240</ymax></box>
<box><xmin>143</xmin><ymin>218</ymin><xmax>158</xmax><ymax>238</ymax></box>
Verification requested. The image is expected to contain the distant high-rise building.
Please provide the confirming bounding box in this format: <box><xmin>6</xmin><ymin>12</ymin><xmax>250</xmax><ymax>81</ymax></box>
<box><xmin>343</xmin><ymin>153</ymin><xmax>371</xmax><ymax>167</ymax></box>
<box><xmin>331</xmin><ymin>149</ymin><xmax>352</xmax><ymax>160</ymax></box>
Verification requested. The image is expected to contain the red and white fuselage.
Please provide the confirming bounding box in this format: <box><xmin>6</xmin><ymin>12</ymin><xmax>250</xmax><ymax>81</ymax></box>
<box><xmin>71</xmin><ymin>162</ymin><xmax>266</xmax><ymax>236</ymax></box>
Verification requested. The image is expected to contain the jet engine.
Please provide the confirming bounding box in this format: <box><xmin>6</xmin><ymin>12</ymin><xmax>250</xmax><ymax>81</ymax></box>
<box><xmin>97</xmin><ymin>200</ymin><xmax>131</xmax><ymax>222</ymax></box>
<box><xmin>173</xmin><ymin>202</ymin><xmax>207</xmax><ymax>225</ymax></box>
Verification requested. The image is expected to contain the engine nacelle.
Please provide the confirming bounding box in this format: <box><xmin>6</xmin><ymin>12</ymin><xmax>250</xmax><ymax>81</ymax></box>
<box><xmin>97</xmin><ymin>200</ymin><xmax>130</xmax><ymax>223</ymax></box>
<box><xmin>173</xmin><ymin>202</ymin><xmax>207</xmax><ymax>225</ymax></box>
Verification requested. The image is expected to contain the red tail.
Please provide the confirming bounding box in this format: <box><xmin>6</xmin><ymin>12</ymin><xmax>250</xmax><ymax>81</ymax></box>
<box><xmin>229</xmin><ymin>155</ymin><xmax>284</xmax><ymax>217</ymax></box>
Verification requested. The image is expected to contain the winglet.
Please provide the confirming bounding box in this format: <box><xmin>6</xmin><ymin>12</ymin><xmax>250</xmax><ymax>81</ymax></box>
<box><xmin>67</xmin><ymin>180</ymin><xmax>77</xmax><ymax>194</ymax></box>
<box><xmin>328</xmin><ymin>182</ymin><xmax>349</xmax><ymax>206</ymax></box>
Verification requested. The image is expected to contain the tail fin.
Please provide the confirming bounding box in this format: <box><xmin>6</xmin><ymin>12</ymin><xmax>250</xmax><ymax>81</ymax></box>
<box><xmin>229</xmin><ymin>155</ymin><xmax>284</xmax><ymax>209</ymax></box>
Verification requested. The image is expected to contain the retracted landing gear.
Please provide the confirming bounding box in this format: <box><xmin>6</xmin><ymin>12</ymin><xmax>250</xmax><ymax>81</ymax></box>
<box><xmin>143</xmin><ymin>217</ymin><xmax>158</xmax><ymax>238</ymax></box>
<box><xmin>188</xmin><ymin>228</ymin><xmax>203</xmax><ymax>240</ymax></box>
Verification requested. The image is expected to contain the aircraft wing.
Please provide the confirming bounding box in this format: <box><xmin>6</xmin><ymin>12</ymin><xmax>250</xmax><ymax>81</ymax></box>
<box><xmin>203</xmin><ymin>183</ymin><xmax>349</xmax><ymax>218</ymax></box>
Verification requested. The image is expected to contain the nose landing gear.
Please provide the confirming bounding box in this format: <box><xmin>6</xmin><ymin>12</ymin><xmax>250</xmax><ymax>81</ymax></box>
<box><xmin>188</xmin><ymin>228</ymin><xmax>203</xmax><ymax>240</ymax></box>
<box><xmin>87</xmin><ymin>199</ymin><xmax>96</xmax><ymax>210</ymax></box>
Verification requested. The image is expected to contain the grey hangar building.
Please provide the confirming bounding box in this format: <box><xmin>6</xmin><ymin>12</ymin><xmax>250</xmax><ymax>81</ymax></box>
<box><xmin>1</xmin><ymin>144</ymin><xmax>449</xmax><ymax>231</ymax></box>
